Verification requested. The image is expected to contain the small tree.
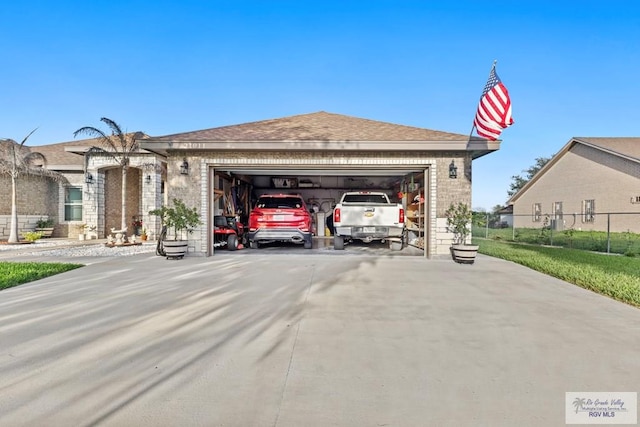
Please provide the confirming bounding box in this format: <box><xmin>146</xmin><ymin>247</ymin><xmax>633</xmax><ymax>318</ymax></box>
<box><xmin>149</xmin><ymin>198</ymin><xmax>201</xmax><ymax>241</ymax></box>
<box><xmin>508</xmin><ymin>156</ymin><xmax>551</xmax><ymax>197</ymax></box>
<box><xmin>445</xmin><ymin>202</ymin><xmax>473</xmax><ymax>245</ymax></box>
<box><xmin>0</xmin><ymin>130</ymin><xmax>63</xmax><ymax>243</ymax></box>
<box><xmin>73</xmin><ymin>118</ymin><xmax>145</xmax><ymax>230</ymax></box>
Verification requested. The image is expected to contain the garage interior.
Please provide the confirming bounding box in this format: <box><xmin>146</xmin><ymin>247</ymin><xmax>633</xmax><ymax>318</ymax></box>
<box><xmin>211</xmin><ymin>168</ymin><xmax>428</xmax><ymax>255</ymax></box>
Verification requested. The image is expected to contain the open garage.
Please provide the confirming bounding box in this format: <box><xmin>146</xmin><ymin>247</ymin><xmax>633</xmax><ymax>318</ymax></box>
<box><xmin>210</xmin><ymin>167</ymin><xmax>425</xmax><ymax>253</ymax></box>
<box><xmin>140</xmin><ymin>111</ymin><xmax>500</xmax><ymax>257</ymax></box>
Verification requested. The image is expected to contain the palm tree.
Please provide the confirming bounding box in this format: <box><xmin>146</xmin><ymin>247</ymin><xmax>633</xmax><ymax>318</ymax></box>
<box><xmin>0</xmin><ymin>129</ymin><xmax>63</xmax><ymax>243</ymax></box>
<box><xmin>73</xmin><ymin>118</ymin><xmax>145</xmax><ymax>231</ymax></box>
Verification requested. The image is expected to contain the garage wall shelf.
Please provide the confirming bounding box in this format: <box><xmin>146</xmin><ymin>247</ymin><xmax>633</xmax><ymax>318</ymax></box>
<box><xmin>405</xmin><ymin>187</ymin><xmax>425</xmax><ymax>249</ymax></box>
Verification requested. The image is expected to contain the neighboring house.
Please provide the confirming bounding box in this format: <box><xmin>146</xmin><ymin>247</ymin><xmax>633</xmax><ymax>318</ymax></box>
<box><xmin>2</xmin><ymin>112</ymin><xmax>501</xmax><ymax>257</ymax></box>
<box><xmin>497</xmin><ymin>205</ymin><xmax>513</xmax><ymax>227</ymax></box>
<box><xmin>508</xmin><ymin>137</ymin><xmax>640</xmax><ymax>233</ymax></box>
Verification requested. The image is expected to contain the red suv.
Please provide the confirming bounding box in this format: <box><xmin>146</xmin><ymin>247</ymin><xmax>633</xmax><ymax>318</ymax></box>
<box><xmin>248</xmin><ymin>194</ymin><xmax>313</xmax><ymax>249</ymax></box>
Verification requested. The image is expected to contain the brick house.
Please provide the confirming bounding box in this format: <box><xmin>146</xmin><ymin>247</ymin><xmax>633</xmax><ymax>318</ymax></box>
<box><xmin>508</xmin><ymin>137</ymin><xmax>640</xmax><ymax>233</ymax></box>
<box><xmin>1</xmin><ymin>112</ymin><xmax>500</xmax><ymax>256</ymax></box>
<box><xmin>0</xmin><ymin>136</ymin><xmax>163</xmax><ymax>240</ymax></box>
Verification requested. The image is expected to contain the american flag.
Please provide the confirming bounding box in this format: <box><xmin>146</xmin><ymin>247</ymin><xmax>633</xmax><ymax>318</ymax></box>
<box><xmin>473</xmin><ymin>64</ymin><xmax>513</xmax><ymax>140</ymax></box>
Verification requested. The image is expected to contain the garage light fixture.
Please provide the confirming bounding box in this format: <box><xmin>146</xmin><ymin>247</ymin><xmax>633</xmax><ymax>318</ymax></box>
<box><xmin>180</xmin><ymin>158</ymin><xmax>189</xmax><ymax>175</ymax></box>
<box><xmin>85</xmin><ymin>172</ymin><xmax>94</xmax><ymax>184</ymax></box>
<box><xmin>449</xmin><ymin>160</ymin><xmax>458</xmax><ymax>179</ymax></box>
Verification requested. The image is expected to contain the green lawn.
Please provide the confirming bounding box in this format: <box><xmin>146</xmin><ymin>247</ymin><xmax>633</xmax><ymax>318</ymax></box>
<box><xmin>473</xmin><ymin>226</ymin><xmax>640</xmax><ymax>255</ymax></box>
<box><xmin>0</xmin><ymin>262</ymin><xmax>84</xmax><ymax>290</ymax></box>
<box><xmin>476</xmin><ymin>239</ymin><xmax>640</xmax><ymax>308</ymax></box>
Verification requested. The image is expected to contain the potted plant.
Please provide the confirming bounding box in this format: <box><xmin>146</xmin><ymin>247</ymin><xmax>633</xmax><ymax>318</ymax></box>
<box><xmin>76</xmin><ymin>223</ymin><xmax>88</xmax><ymax>241</ymax></box>
<box><xmin>131</xmin><ymin>216</ymin><xmax>143</xmax><ymax>236</ymax></box>
<box><xmin>445</xmin><ymin>202</ymin><xmax>479</xmax><ymax>264</ymax></box>
<box><xmin>140</xmin><ymin>228</ymin><xmax>148</xmax><ymax>241</ymax></box>
<box><xmin>149</xmin><ymin>198</ymin><xmax>202</xmax><ymax>259</ymax></box>
<box><xmin>35</xmin><ymin>217</ymin><xmax>55</xmax><ymax>238</ymax></box>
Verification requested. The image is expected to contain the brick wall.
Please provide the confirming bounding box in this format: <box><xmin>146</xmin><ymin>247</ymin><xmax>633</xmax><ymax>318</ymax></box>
<box><xmin>104</xmin><ymin>168</ymin><xmax>141</xmax><ymax>233</ymax></box>
<box><xmin>0</xmin><ymin>175</ymin><xmax>58</xmax><ymax>216</ymax></box>
<box><xmin>0</xmin><ymin>175</ymin><xmax>61</xmax><ymax>239</ymax></box>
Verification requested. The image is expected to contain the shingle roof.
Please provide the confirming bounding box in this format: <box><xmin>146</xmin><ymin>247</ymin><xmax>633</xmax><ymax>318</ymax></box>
<box><xmin>27</xmin><ymin>133</ymin><xmax>149</xmax><ymax>169</ymax></box>
<box><xmin>28</xmin><ymin>140</ymin><xmax>86</xmax><ymax>167</ymax></box>
<box><xmin>147</xmin><ymin>111</ymin><xmax>479</xmax><ymax>142</ymax></box>
<box><xmin>508</xmin><ymin>136</ymin><xmax>640</xmax><ymax>204</ymax></box>
<box><xmin>574</xmin><ymin>137</ymin><xmax>640</xmax><ymax>161</ymax></box>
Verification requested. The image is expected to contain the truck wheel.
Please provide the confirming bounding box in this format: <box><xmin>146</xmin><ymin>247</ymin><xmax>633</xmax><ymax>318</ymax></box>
<box><xmin>249</xmin><ymin>240</ymin><xmax>259</xmax><ymax>249</ymax></box>
<box><xmin>334</xmin><ymin>235</ymin><xmax>344</xmax><ymax>250</ymax></box>
<box><xmin>390</xmin><ymin>240</ymin><xmax>403</xmax><ymax>251</ymax></box>
<box><xmin>227</xmin><ymin>234</ymin><xmax>238</xmax><ymax>251</ymax></box>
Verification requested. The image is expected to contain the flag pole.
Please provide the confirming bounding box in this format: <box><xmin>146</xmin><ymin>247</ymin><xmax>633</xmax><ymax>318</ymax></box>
<box><xmin>469</xmin><ymin>60</ymin><xmax>498</xmax><ymax>139</ymax></box>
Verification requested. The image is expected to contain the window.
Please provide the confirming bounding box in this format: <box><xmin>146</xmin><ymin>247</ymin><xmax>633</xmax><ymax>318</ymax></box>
<box><xmin>342</xmin><ymin>194</ymin><xmax>389</xmax><ymax>204</ymax></box>
<box><xmin>553</xmin><ymin>201</ymin><xmax>563</xmax><ymax>220</ymax></box>
<box><xmin>64</xmin><ymin>187</ymin><xmax>83</xmax><ymax>221</ymax></box>
<box><xmin>256</xmin><ymin>195</ymin><xmax>305</xmax><ymax>209</ymax></box>
<box><xmin>583</xmin><ymin>199</ymin><xmax>595</xmax><ymax>223</ymax></box>
<box><xmin>533</xmin><ymin>203</ymin><xmax>541</xmax><ymax>222</ymax></box>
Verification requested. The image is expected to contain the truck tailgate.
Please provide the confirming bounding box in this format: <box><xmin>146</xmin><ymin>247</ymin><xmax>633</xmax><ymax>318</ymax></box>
<box><xmin>338</xmin><ymin>205</ymin><xmax>401</xmax><ymax>226</ymax></box>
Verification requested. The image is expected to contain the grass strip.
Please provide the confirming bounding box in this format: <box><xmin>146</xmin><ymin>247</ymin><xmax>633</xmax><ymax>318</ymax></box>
<box><xmin>0</xmin><ymin>261</ymin><xmax>84</xmax><ymax>290</ymax></box>
<box><xmin>476</xmin><ymin>240</ymin><xmax>640</xmax><ymax>308</ymax></box>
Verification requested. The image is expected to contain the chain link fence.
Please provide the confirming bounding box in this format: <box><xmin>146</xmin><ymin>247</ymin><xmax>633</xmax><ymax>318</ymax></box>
<box><xmin>472</xmin><ymin>212</ymin><xmax>640</xmax><ymax>255</ymax></box>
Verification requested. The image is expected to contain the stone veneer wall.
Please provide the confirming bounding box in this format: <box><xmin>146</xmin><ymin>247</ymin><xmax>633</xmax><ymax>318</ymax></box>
<box><xmin>85</xmin><ymin>155</ymin><xmax>163</xmax><ymax>238</ymax></box>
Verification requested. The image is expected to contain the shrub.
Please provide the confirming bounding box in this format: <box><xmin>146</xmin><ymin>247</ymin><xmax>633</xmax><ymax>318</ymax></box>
<box><xmin>36</xmin><ymin>217</ymin><xmax>54</xmax><ymax>228</ymax></box>
<box><xmin>22</xmin><ymin>231</ymin><xmax>43</xmax><ymax>242</ymax></box>
<box><xmin>445</xmin><ymin>202</ymin><xmax>473</xmax><ymax>245</ymax></box>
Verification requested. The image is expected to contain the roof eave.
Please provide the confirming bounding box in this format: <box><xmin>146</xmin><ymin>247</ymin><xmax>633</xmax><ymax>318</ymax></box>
<box><xmin>46</xmin><ymin>165</ymin><xmax>84</xmax><ymax>172</ymax></box>
<box><xmin>63</xmin><ymin>146</ymin><xmax>155</xmax><ymax>155</ymax></box>
<box><xmin>139</xmin><ymin>139</ymin><xmax>500</xmax><ymax>156</ymax></box>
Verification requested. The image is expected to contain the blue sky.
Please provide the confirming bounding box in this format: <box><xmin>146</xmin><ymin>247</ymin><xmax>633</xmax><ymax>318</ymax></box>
<box><xmin>3</xmin><ymin>1</ymin><xmax>639</xmax><ymax>210</ymax></box>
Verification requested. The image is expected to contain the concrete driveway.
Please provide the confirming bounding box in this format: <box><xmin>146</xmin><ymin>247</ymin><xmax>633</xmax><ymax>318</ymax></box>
<box><xmin>0</xmin><ymin>251</ymin><xmax>638</xmax><ymax>426</ymax></box>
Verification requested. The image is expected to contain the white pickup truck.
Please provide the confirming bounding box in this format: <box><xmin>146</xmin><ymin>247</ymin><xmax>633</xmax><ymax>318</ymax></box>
<box><xmin>332</xmin><ymin>191</ymin><xmax>405</xmax><ymax>251</ymax></box>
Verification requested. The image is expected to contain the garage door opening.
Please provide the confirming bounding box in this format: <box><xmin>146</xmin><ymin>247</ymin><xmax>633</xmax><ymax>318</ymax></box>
<box><xmin>208</xmin><ymin>167</ymin><xmax>429</xmax><ymax>257</ymax></box>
